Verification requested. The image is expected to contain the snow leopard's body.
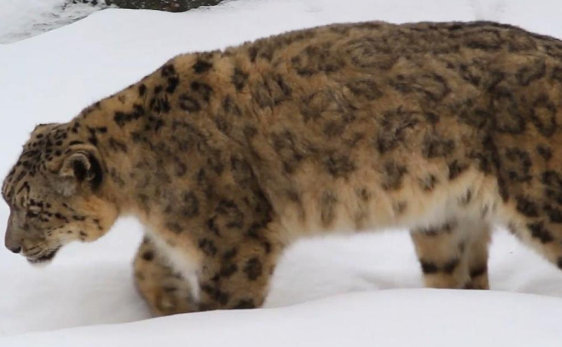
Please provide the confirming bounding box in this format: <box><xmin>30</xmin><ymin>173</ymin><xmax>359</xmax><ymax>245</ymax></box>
<box><xmin>4</xmin><ymin>21</ymin><xmax>562</xmax><ymax>315</ymax></box>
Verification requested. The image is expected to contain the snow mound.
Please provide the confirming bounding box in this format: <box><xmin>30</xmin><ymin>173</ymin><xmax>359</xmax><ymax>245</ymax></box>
<box><xmin>2</xmin><ymin>290</ymin><xmax>562</xmax><ymax>347</ymax></box>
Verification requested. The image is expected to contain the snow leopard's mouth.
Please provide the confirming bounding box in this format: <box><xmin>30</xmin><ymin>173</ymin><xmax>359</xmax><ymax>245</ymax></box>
<box><xmin>27</xmin><ymin>247</ymin><xmax>60</xmax><ymax>265</ymax></box>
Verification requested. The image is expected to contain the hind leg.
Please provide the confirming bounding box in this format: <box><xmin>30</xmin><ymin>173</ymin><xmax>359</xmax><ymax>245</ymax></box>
<box><xmin>411</xmin><ymin>221</ymin><xmax>470</xmax><ymax>289</ymax></box>
<box><xmin>464</xmin><ymin>224</ymin><xmax>491</xmax><ymax>290</ymax></box>
<box><xmin>503</xmin><ymin>196</ymin><xmax>562</xmax><ymax>271</ymax></box>
<box><xmin>133</xmin><ymin>237</ymin><xmax>198</xmax><ymax>316</ymax></box>
<box><xmin>411</xmin><ymin>219</ymin><xmax>491</xmax><ymax>289</ymax></box>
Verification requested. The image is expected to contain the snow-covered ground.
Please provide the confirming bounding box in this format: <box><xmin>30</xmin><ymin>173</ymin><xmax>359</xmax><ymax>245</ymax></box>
<box><xmin>2</xmin><ymin>0</ymin><xmax>562</xmax><ymax>345</ymax></box>
<box><xmin>0</xmin><ymin>0</ymin><xmax>108</xmax><ymax>44</ymax></box>
<box><xmin>4</xmin><ymin>290</ymin><xmax>562</xmax><ymax>347</ymax></box>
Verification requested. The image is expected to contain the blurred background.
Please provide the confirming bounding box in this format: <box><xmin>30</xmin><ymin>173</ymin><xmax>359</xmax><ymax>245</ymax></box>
<box><xmin>0</xmin><ymin>0</ymin><xmax>226</xmax><ymax>43</ymax></box>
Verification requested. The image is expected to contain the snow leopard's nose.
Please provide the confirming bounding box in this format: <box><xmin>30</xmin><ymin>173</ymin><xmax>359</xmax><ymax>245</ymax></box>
<box><xmin>4</xmin><ymin>214</ymin><xmax>22</xmax><ymax>254</ymax></box>
<box><xmin>7</xmin><ymin>245</ymin><xmax>21</xmax><ymax>254</ymax></box>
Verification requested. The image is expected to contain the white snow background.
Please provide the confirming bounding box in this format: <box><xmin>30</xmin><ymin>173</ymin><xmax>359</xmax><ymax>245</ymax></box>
<box><xmin>0</xmin><ymin>0</ymin><xmax>107</xmax><ymax>44</ymax></box>
<box><xmin>2</xmin><ymin>0</ymin><xmax>562</xmax><ymax>346</ymax></box>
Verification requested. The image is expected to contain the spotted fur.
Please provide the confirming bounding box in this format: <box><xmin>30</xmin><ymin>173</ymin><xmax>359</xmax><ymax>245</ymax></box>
<box><xmin>4</xmin><ymin>20</ymin><xmax>562</xmax><ymax>315</ymax></box>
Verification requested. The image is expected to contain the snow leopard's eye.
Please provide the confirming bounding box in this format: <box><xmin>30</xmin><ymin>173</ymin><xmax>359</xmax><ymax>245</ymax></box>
<box><xmin>26</xmin><ymin>206</ymin><xmax>41</xmax><ymax>219</ymax></box>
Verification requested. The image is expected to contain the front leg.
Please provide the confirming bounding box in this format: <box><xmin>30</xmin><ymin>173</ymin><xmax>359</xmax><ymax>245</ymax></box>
<box><xmin>136</xmin><ymin>223</ymin><xmax>283</xmax><ymax>315</ymax></box>
<box><xmin>134</xmin><ymin>237</ymin><xmax>198</xmax><ymax>316</ymax></box>
<box><xmin>195</xmin><ymin>226</ymin><xmax>282</xmax><ymax>311</ymax></box>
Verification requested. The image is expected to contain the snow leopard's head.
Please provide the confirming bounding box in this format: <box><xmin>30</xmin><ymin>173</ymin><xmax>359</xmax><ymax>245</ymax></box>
<box><xmin>2</xmin><ymin>122</ymin><xmax>117</xmax><ymax>265</ymax></box>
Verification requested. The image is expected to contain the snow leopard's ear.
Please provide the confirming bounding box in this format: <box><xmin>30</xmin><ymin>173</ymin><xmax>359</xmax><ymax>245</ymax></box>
<box><xmin>32</xmin><ymin>123</ymin><xmax>57</xmax><ymax>133</ymax></box>
<box><xmin>49</xmin><ymin>145</ymin><xmax>103</xmax><ymax>196</ymax></box>
<box><xmin>29</xmin><ymin>123</ymin><xmax>59</xmax><ymax>140</ymax></box>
